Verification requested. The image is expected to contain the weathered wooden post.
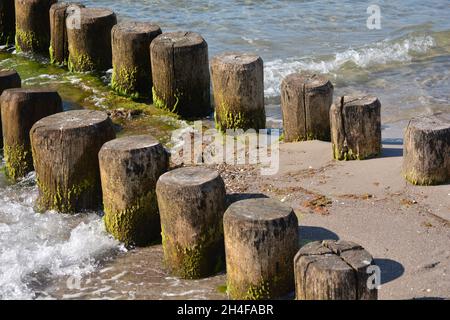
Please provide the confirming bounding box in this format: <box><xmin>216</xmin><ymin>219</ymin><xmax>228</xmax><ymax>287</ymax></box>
<box><xmin>111</xmin><ymin>22</ymin><xmax>162</xmax><ymax>100</ymax></box>
<box><xmin>99</xmin><ymin>135</ymin><xmax>169</xmax><ymax>246</ymax></box>
<box><xmin>1</xmin><ymin>88</ymin><xmax>62</xmax><ymax>180</ymax></box>
<box><xmin>403</xmin><ymin>113</ymin><xmax>450</xmax><ymax>185</ymax></box>
<box><xmin>281</xmin><ymin>73</ymin><xmax>334</xmax><ymax>142</ymax></box>
<box><xmin>67</xmin><ymin>7</ymin><xmax>117</xmax><ymax>72</ymax></box>
<box><xmin>151</xmin><ymin>32</ymin><xmax>211</xmax><ymax>118</ymax></box>
<box><xmin>0</xmin><ymin>69</ymin><xmax>21</xmax><ymax>149</ymax></box>
<box><xmin>294</xmin><ymin>240</ymin><xmax>378</xmax><ymax>300</ymax></box>
<box><xmin>49</xmin><ymin>2</ymin><xmax>84</xmax><ymax>65</ymax></box>
<box><xmin>210</xmin><ymin>53</ymin><xmax>266</xmax><ymax>132</ymax></box>
<box><xmin>223</xmin><ymin>198</ymin><xmax>299</xmax><ymax>300</ymax></box>
<box><xmin>0</xmin><ymin>0</ymin><xmax>15</xmax><ymax>45</ymax></box>
<box><xmin>30</xmin><ymin>110</ymin><xmax>116</xmax><ymax>213</ymax></box>
<box><xmin>330</xmin><ymin>95</ymin><xmax>381</xmax><ymax>160</ymax></box>
<box><xmin>14</xmin><ymin>0</ymin><xmax>57</xmax><ymax>54</ymax></box>
<box><xmin>156</xmin><ymin>167</ymin><xmax>226</xmax><ymax>279</ymax></box>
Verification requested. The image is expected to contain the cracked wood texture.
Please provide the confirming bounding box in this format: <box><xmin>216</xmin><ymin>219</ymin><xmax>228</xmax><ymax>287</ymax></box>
<box><xmin>49</xmin><ymin>2</ymin><xmax>85</xmax><ymax>65</ymax></box>
<box><xmin>0</xmin><ymin>0</ymin><xmax>15</xmax><ymax>45</ymax></box>
<box><xmin>111</xmin><ymin>22</ymin><xmax>162</xmax><ymax>99</ymax></box>
<box><xmin>294</xmin><ymin>240</ymin><xmax>378</xmax><ymax>300</ymax></box>
<box><xmin>281</xmin><ymin>73</ymin><xmax>333</xmax><ymax>142</ymax></box>
<box><xmin>403</xmin><ymin>113</ymin><xmax>450</xmax><ymax>185</ymax></box>
<box><xmin>156</xmin><ymin>167</ymin><xmax>226</xmax><ymax>279</ymax></box>
<box><xmin>0</xmin><ymin>69</ymin><xmax>21</xmax><ymax>148</ymax></box>
<box><xmin>30</xmin><ymin>110</ymin><xmax>116</xmax><ymax>213</ymax></box>
<box><xmin>223</xmin><ymin>198</ymin><xmax>299</xmax><ymax>300</ymax></box>
<box><xmin>99</xmin><ymin>135</ymin><xmax>169</xmax><ymax>247</ymax></box>
<box><xmin>14</xmin><ymin>0</ymin><xmax>57</xmax><ymax>53</ymax></box>
<box><xmin>67</xmin><ymin>7</ymin><xmax>117</xmax><ymax>72</ymax></box>
<box><xmin>0</xmin><ymin>88</ymin><xmax>62</xmax><ymax>180</ymax></box>
<box><xmin>211</xmin><ymin>52</ymin><xmax>266</xmax><ymax>132</ymax></box>
<box><xmin>150</xmin><ymin>32</ymin><xmax>211</xmax><ymax>118</ymax></box>
<box><xmin>330</xmin><ymin>95</ymin><xmax>381</xmax><ymax>160</ymax></box>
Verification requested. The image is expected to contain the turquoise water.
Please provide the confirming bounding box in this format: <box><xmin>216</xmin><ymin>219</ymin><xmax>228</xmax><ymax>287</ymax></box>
<box><xmin>0</xmin><ymin>0</ymin><xmax>449</xmax><ymax>299</ymax></box>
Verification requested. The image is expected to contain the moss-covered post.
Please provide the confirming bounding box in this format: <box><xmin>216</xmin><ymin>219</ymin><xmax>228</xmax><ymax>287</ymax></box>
<box><xmin>30</xmin><ymin>110</ymin><xmax>116</xmax><ymax>213</ymax></box>
<box><xmin>211</xmin><ymin>53</ymin><xmax>266</xmax><ymax>132</ymax></box>
<box><xmin>67</xmin><ymin>7</ymin><xmax>117</xmax><ymax>72</ymax></box>
<box><xmin>0</xmin><ymin>69</ymin><xmax>21</xmax><ymax>149</ymax></box>
<box><xmin>49</xmin><ymin>2</ymin><xmax>85</xmax><ymax>65</ymax></box>
<box><xmin>294</xmin><ymin>240</ymin><xmax>378</xmax><ymax>300</ymax></box>
<box><xmin>151</xmin><ymin>32</ymin><xmax>211</xmax><ymax>118</ymax></box>
<box><xmin>0</xmin><ymin>0</ymin><xmax>15</xmax><ymax>45</ymax></box>
<box><xmin>403</xmin><ymin>113</ymin><xmax>450</xmax><ymax>185</ymax></box>
<box><xmin>111</xmin><ymin>22</ymin><xmax>162</xmax><ymax>100</ymax></box>
<box><xmin>14</xmin><ymin>0</ymin><xmax>57</xmax><ymax>54</ymax></box>
<box><xmin>223</xmin><ymin>198</ymin><xmax>299</xmax><ymax>300</ymax></box>
<box><xmin>99</xmin><ymin>135</ymin><xmax>169</xmax><ymax>246</ymax></box>
<box><xmin>330</xmin><ymin>95</ymin><xmax>381</xmax><ymax>160</ymax></box>
<box><xmin>1</xmin><ymin>88</ymin><xmax>62</xmax><ymax>180</ymax></box>
<box><xmin>156</xmin><ymin>167</ymin><xmax>226</xmax><ymax>279</ymax></box>
<box><xmin>281</xmin><ymin>73</ymin><xmax>334</xmax><ymax>142</ymax></box>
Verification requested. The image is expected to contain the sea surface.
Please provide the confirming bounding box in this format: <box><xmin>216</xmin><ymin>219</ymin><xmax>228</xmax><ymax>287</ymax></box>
<box><xmin>0</xmin><ymin>0</ymin><xmax>449</xmax><ymax>299</ymax></box>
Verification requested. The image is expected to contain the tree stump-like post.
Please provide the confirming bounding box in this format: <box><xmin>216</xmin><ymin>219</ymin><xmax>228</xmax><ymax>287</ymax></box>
<box><xmin>223</xmin><ymin>198</ymin><xmax>299</xmax><ymax>300</ymax></box>
<box><xmin>151</xmin><ymin>32</ymin><xmax>211</xmax><ymax>118</ymax></box>
<box><xmin>281</xmin><ymin>73</ymin><xmax>334</xmax><ymax>142</ymax></box>
<box><xmin>156</xmin><ymin>167</ymin><xmax>226</xmax><ymax>279</ymax></box>
<box><xmin>49</xmin><ymin>2</ymin><xmax>84</xmax><ymax>65</ymax></box>
<box><xmin>0</xmin><ymin>0</ymin><xmax>15</xmax><ymax>45</ymax></box>
<box><xmin>330</xmin><ymin>95</ymin><xmax>381</xmax><ymax>160</ymax></box>
<box><xmin>403</xmin><ymin>113</ymin><xmax>450</xmax><ymax>185</ymax></box>
<box><xmin>14</xmin><ymin>0</ymin><xmax>57</xmax><ymax>54</ymax></box>
<box><xmin>30</xmin><ymin>110</ymin><xmax>116</xmax><ymax>213</ymax></box>
<box><xmin>210</xmin><ymin>53</ymin><xmax>266</xmax><ymax>132</ymax></box>
<box><xmin>1</xmin><ymin>88</ymin><xmax>62</xmax><ymax>180</ymax></box>
<box><xmin>0</xmin><ymin>69</ymin><xmax>21</xmax><ymax>149</ymax></box>
<box><xmin>67</xmin><ymin>7</ymin><xmax>117</xmax><ymax>72</ymax></box>
<box><xmin>99</xmin><ymin>135</ymin><xmax>169</xmax><ymax>246</ymax></box>
<box><xmin>111</xmin><ymin>22</ymin><xmax>162</xmax><ymax>100</ymax></box>
<box><xmin>294</xmin><ymin>240</ymin><xmax>378</xmax><ymax>300</ymax></box>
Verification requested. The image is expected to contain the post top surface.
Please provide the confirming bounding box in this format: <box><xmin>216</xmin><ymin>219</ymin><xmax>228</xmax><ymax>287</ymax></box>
<box><xmin>283</xmin><ymin>72</ymin><xmax>331</xmax><ymax>89</ymax></box>
<box><xmin>101</xmin><ymin>135</ymin><xmax>160</xmax><ymax>152</ymax></box>
<box><xmin>32</xmin><ymin>110</ymin><xmax>109</xmax><ymax>131</ymax></box>
<box><xmin>0</xmin><ymin>88</ymin><xmax>59</xmax><ymax>100</ymax></box>
<box><xmin>79</xmin><ymin>7</ymin><xmax>116</xmax><ymax>21</ymax></box>
<box><xmin>212</xmin><ymin>52</ymin><xmax>261</xmax><ymax>66</ymax></box>
<box><xmin>341</xmin><ymin>95</ymin><xmax>379</xmax><ymax>108</ymax></box>
<box><xmin>408</xmin><ymin>112</ymin><xmax>450</xmax><ymax>131</ymax></box>
<box><xmin>0</xmin><ymin>69</ymin><xmax>19</xmax><ymax>78</ymax></box>
<box><xmin>153</xmin><ymin>31</ymin><xmax>205</xmax><ymax>48</ymax></box>
<box><xmin>225</xmin><ymin>198</ymin><xmax>294</xmax><ymax>222</ymax></box>
<box><xmin>158</xmin><ymin>166</ymin><xmax>220</xmax><ymax>187</ymax></box>
<box><xmin>113</xmin><ymin>21</ymin><xmax>161</xmax><ymax>35</ymax></box>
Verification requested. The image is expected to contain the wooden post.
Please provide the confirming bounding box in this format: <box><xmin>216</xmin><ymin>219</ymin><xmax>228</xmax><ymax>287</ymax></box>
<box><xmin>403</xmin><ymin>113</ymin><xmax>450</xmax><ymax>185</ymax></box>
<box><xmin>211</xmin><ymin>52</ymin><xmax>266</xmax><ymax>132</ymax></box>
<box><xmin>49</xmin><ymin>2</ymin><xmax>84</xmax><ymax>65</ymax></box>
<box><xmin>151</xmin><ymin>32</ymin><xmax>211</xmax><ymax>118</ymax></box>
<box><xmin>156</xmin><ymin>167</ymin><xmax>226</xmax><ymax>279</ymax></box>
<box><xmin>1</xmin><ymin>88</ymin><xmax>62</xmax><ymax>180</ymax></box>
<box><xmin>281</xmin><ymin>73</ymin><xmax>333</xmax><ymax>142</ymax></box>
<box><xmin>111</xmin><ymin>22</ymin><xmax>162</xmax><ymax>100</ymax></box>
<box><xmin>0</xmin><ymin>69</ymin><xmax>21</xmax><ymax>149</ymax></box>
<box><xmin>330</xmin><ymin>95</ymin><xmax>381</xmax><ymax>160</ymax></box>
<box><xmin>30</xmin><ymin>110</ymin><xmax>116</xmax><ymax>213</ymax></box>
<box><xmin>14</xmin><ymin>0</ymin><xmax>57</xmax><ymax>54</ymax></box>
<box><xmin>67</xmin><ymin>7</ymin><xmax>117</xmax><ymax>72</ymax></box>
<box><xmin>223</xmin><ymin>198</ymin><xmax>298</xmax><ymax>300</ymax></box>
<box><xmin>294</xmin><ymin>240</ymin><xmax>378</xmax><ymax>300</ymax></box>
<box><xmin>99</xmin><ymin>135</ymin><xmax>169</xmax><ymax>246</ymax></box>
<box><xmin>0</xmin><ymin>0</ymin><xmax>15</xmax><ymax>45</ymax></box>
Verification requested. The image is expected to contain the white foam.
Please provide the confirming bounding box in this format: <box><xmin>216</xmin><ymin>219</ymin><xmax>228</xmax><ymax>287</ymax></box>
<box><xmin>0</xmin><ymin>174</ymin><xmax>123</xmax><ymax>300</ymax></box>
<box><xmin>264</xmin><ymin>35</ymin><xmax>436</xmax><ymax>97</ymax></box>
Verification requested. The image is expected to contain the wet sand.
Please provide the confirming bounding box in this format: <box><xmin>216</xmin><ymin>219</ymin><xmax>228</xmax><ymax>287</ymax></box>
<box><xmin>51</xmin><ymin>140</ymin><xmax>449</xmax><ymax>300</ymax></box>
